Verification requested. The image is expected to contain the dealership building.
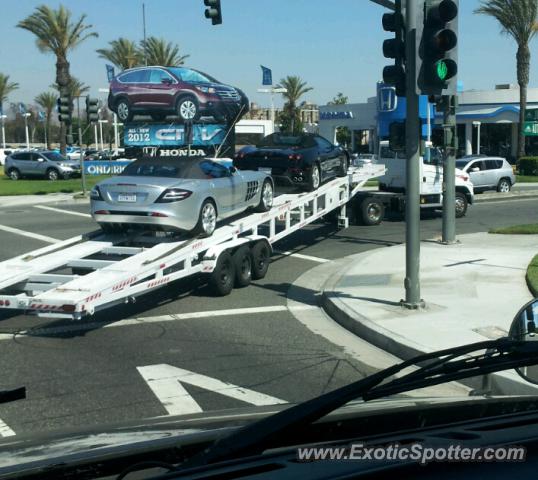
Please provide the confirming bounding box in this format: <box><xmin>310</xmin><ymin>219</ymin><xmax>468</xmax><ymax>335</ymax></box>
<box><xmin>319</xmin><ymin>83</ymin><xmax>538</xmax><ymax>162</ymax></box>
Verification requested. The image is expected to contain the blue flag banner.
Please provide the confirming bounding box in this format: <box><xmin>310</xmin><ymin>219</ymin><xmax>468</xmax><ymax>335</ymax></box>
<box><xmin>18</xmin><ymin>103</ymin><xmax>26</xmax><ymax>115</ymax></box>
<box><xmin>261</xmin><ymin>65</ymin><xmax>272</xmax><ymax>86</ymax></box>
<box><xmin>106</xmin><ymin>64</ymin><xmax>115</xmax><ymax>83</ymax></box>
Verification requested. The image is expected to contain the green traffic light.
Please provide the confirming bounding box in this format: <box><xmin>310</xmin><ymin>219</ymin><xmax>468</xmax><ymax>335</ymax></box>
<box><xmin>437</xmin><ymin>61</ymin><xmax>448</xmax><ymax>81</ymax></box>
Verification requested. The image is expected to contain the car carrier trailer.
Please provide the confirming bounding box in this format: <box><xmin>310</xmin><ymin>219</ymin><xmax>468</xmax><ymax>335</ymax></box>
<box><xmin>0</xmin><ymin>163</ymin><xmax>385</xmax><ymax>320</ymax></box>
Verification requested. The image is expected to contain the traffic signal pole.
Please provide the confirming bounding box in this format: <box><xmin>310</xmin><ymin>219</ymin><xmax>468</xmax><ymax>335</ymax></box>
<box><xmin>76</xmin><ymin>97</ymin><xmax>87</xmax><ymax>196</ymax></box>
<box><xmin>403</xmin><ymin>0</ymin><xmax>423</xmax><ymax>309</ymax></box>
<box><xmin>442</xmin><ymin>95</ymin><xmax>457</xmax><ymax>244</ymax></box>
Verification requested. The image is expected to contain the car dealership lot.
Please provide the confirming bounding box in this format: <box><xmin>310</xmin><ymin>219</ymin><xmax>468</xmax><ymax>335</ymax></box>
<box><xmin>0</xmin><ymin>197</ymin><xmax>537</xmax><ymax>437</ymax></box>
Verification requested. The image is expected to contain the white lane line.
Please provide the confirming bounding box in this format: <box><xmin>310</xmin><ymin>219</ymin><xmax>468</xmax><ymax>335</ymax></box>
<box><xmin>0</xmin><ymin>224</ymin><xmax>59</xmax><ymax>244</ymax></box>
<box><xmin>35</xmin><ymin>205</ymin><xmax>91</xmax><ymax>218</ymax></box>
<box><xmin>0</xmin><ymin>305</ymin><xmax>317</xmax><ymax>340</ymax></box>
<box><xmin>138</xmin><ymin>364</ymin><xmax>286</xmax><ymax>416</ymax></box>
<box><xmin>274</xmin><ymin>250</ymin><xmax>329</xmax><ymax>264</ymax></box>
<box><xmin>0</xmin><ymin>419</ymin><xmax>16</xmax><ymax>437</ymax></box>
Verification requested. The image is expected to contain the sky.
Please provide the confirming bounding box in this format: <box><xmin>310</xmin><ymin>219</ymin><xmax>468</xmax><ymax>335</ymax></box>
<box><xmin>0</xmin><ymin>0</ymin><xmax>536</xmax><ymax>110</ymax></box>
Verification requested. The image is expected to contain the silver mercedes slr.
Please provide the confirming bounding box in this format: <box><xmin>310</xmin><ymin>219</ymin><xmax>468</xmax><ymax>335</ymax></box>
<box><xmin>90</xmin><ymin>157</ymin><xmax>274</xmax><ymax>237</ymax></box>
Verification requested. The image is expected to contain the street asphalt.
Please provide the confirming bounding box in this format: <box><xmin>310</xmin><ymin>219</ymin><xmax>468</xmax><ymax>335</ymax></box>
<box><xmin>0</xmin><ymin>196</ymin><xmax>537</xmax><ymax>438</ymax></box>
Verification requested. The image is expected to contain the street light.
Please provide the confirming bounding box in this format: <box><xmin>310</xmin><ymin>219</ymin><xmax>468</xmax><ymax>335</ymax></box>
<box><xmin>22</xmin><ymin>113</ymin><xmax>31</xmax><ymax>150</ymax></box>
<box><xmin>473</xmin><ymin>121</ymin><xmax>481</xmax><ymax>155</ymax></box>
<box><xmin>98</xmin><ymin>119</ymin><xmax>108</xmax><ymax>152</ymax></box>
<box><xmin>0</xmin><ymin>114</ymin><xmax>6</xmax><ymax>149</ymax></box>
<box><xmin>257</xmin><ymin>87</ymin><xmax>287</xmax><ymax>124</ymax></box>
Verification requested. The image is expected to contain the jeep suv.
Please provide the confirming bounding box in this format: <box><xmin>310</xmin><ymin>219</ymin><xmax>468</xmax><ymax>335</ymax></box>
<box><xmin>108</xmin><ymin>66</ymin><xmax>249</xmax><ymax>124</ymax></box>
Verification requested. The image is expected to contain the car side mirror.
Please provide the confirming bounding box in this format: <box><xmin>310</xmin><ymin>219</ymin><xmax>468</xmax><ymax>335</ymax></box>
<box><xmin>161</xmin><ymin>78</ymin><xmax>172</xmax><ymax>85</ymax></box>
<box><xmin>509</xmin><ymin>299</ymin><xmax>538</xmax><ymax>385</ymax></box>
<box><xmin>471</xmin><ymin>167</ymin><xmax>480</xmax><ymax>172</ymax></box>
<box><xmin>228</xmin><ymin>166</ymin><xmax>237</xmax><ymax>175</ymax></box>
<box><xmin>37</xmin><ymin>157</ymin><xmax>44</xmax><ymax>162</ymax></box>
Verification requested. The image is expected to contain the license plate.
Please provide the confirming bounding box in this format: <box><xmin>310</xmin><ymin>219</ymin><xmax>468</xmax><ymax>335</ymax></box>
<box><xmin>118</xmin><ymin>193</ymin><xmax>136</xmax><ymax>202</ymax></box>
<box><xmin>259</xmin><ymin>168</ymin><xmax>272</xmax><ymax>175</ymax></box>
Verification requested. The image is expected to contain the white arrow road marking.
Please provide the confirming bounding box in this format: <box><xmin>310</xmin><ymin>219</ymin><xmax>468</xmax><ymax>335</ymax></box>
<box><xmin>273</xmin><ymin>250</ymin><xmax>329</xmax><ymax>263</ymax></box>
<box><xmin>34</xmin><ymin>205</ymin><xmax>92</xmax><ymax>218</ymax></box>
<box><xmin>0</xmin><ymin>224</ymin><xmax>59</xmax><ymax>244</ymax></box>
<box><xmin>138</xmin><ymin>364</ymin><xmax>286</xmax><ymax>416</ymax></box>
<box><xmin>0</xmin><ymin>419</ymin><xmax>15</xmax><ymax>437</ymax></box>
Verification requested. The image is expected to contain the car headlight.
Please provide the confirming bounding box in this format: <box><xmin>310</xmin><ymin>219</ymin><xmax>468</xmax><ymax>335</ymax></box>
<box><xmin>196</xmin><ymin>86</ymin><xmax>216</xmax><ymax>94</ymax></box>
<box><xmin>90</xmin><ymin>186</ymin><xmax>103</xmax><ymax>201</ymax></box>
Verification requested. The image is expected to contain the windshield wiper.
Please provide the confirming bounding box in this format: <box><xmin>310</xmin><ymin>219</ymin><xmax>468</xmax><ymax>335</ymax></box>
<box><xmin>179</xmin><ymin>339</ymin><xmax>538</xmax><ymax>470</ymax></box>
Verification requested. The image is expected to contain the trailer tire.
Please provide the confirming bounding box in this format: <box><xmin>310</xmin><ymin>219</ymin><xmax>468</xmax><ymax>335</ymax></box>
<box><xmin>233</xmin><ymin>246</ymin><xmax>252</xmax><ymax>288</ymax></box>
<box><xmin>250</xmin><ymin>241</ymin><xmax>270</xmax><ymax>280</ymax></box>
<box><xmin>209</xmin><ymin>250</ymin><xmax>235</xmax><ymax>296</ymax></box>
<box><xmin>359</xmin><ymin>197</ymin><xmax>384</xmax><ymax>226</ymax></box>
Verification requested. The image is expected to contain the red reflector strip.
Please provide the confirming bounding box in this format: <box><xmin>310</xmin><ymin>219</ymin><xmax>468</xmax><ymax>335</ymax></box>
<box><xmin>150</xmin><ymin>212</ymin><xmax>168</xmax><ymax>217</ymax></box>
<box><xmin>94</xmin><ymin>210</ymin><xmax>110</xmax><ymax>215</ymax></box>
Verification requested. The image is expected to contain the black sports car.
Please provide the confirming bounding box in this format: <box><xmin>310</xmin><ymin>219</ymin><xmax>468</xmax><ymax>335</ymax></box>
<box><xmin>233</xmin><ymin>133</ymin><xmax>350</xmax><ymax>191</ymax></box>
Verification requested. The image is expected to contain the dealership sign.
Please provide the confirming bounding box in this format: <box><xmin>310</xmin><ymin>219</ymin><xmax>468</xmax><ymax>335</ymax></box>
<box><xmin>84</xmin><ymin>161</ymin><xmax>133</xmax><ymax>176</ymax></box>
<box><xmin>124</xmin><ymin>124</ymin><xmax>226</xmax><ymax>146</ymax></box>
<box><xmin>319</xmin><ymin>111</ymin><xmax>354</xmax><ymax>121</ymax></box>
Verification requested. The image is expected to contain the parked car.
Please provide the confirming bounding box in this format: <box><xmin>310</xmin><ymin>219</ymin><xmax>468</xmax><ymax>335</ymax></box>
<box><xmin>233</xmin><ymin>133</ymin><xmax>350</xmax><ymax>191</ymax></box>
<box><xmin>456</xmin><ymin>156</ymin><xmax>516</xmax><ymax>193</ymax></box>
<box><xmin>90</xmin><ymin>157</ymin><xmax>273</xmax><ymax>237</ymax></box>
<box><xmin>5</xmin><ymin>151</ymin><xmax>81</xmax><ymax>181</ymax></box>
<box><xmin>108</xmin><ymin>66</ymin><xmax>249</xmax><ymax>124</ymax></box>
<box><xmin>353</xmin><ymin>153</ymin><xmax>378</xmax><ymax>167</ymax></box>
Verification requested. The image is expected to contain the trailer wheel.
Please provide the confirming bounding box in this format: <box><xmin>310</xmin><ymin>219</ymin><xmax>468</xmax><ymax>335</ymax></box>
<box><xmin>359</xmin><ymin>198</ymin><xmax>384</xmax><ymax>226</ymax></box>
<box><xmin>209</xmin><ymin>250</ymin><xmax>235</xmax><ymax>296</ymax></box>
<box><xmin>250</xmin><ymin>241</ymin><xmax>270</xmax><ymax>280</ymax></box>
<box><xmin>233</xmin><ymin>246</ymin><xmax>252</xmax><ymax>287</ymax></box>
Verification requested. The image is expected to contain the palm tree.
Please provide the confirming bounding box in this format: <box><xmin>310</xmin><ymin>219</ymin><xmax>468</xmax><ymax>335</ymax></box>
<box><xmin>276</xmin><ymin>76</ymin><xmax>313</xmax><ymax>134</ymax></box>
<box><xmin>96</xmin><ymin>38</ymin><xmax>142</xmax><ymax>70</ymax></box>
<box><xmin>475</xmin><ymin>0</ymin><xmax>538</xmax><ymax>159</ymax></box>
<box><xmin>53</xmin><ymin>77</ymin><xmax>90</xmax><ymax>98</ymax></box>
<box><xmin>17</xmin><ymin>4</ymin><xmax>98</xmax><ymax>153</ymax></box>
<box><xmin>35</xmin><ymin>91</ymin><xmax>56</xmax><ymax>148</ymax></box>
<box><xmin>141</xmin><ymin>36</ymin><xmax>190</xmax><ymax>66</ymax></box>
<box><xmin>0</xmin><ymin>73</ymin><xmax>19</xmax><ymax>116</ymax></box>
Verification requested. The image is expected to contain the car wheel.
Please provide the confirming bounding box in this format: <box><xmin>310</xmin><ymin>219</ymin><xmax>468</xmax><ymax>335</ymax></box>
<box><xmin>232</xmin><ymin>246</ymin><xmax>252</xmax><ymax>288</ymax></box>
<box><xmin>151</xmin><ymin>113</ymin><xmax>167</xmax><ymax>122</ymax></box>
<box><xmin>116</xmin><ymin>99</ymin><xmax>133</xmax><ymax>122</ymax></box>
<box><xmin>7</xmin><ymin>168</ymin><xmax>20</xmax><ymax>181</ymax></box>
<box><xmin>497</xmin><ymin>178</ymin><xmax>511</xmax><ymax>193</ymax></box>
<box><xmin>307</xmin><ymin>163</ymin><xmax>321</xmax><ymax>192</ymax></box>
<box><xmin>177</xmin><ymin>97</ymin><xmax>199</xmax><ymax>122</ymax></box>
<box><xmin>209</xmin><ymin>251</ymin><xmax>235</xmax><ymax>296</ymax></box>
<box><xmin>455</xmin><ymin>192</ymin><xmax>468</xmax><ymax>218</ymax></box>
<box><xmin>256</xmin><ymin>179</ymin><xmax>274</xmax><ymax>212</ymax></box>
<box><xmin>46</xmin><ymin>168</ymin><xmax>59</xmax><ymax>181</ymax></box>
<box><xmin>337</xmin><ymin>155</ymin><xmax>349</xmax><ymax>177</ymax></box>
<box><xmin>359</xmin><ymin>197</ymin><xmax>384</xmax><ymax>226</ymax></box>
<box><xmin>193</xmin><ymin>199</ymin><xmax>217</xmax><ymax>237</ymax></box>
<box><xmin>250</xmin><ymin>241</ymin><xmax>271</xmax><ymax>280</ymax></box>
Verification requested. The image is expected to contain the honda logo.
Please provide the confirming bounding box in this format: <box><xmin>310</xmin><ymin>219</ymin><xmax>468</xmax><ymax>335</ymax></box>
<box><xmin>378</xmin><ymin>87</ymin><xmax>398</xmax><ymax>112</ymax></box>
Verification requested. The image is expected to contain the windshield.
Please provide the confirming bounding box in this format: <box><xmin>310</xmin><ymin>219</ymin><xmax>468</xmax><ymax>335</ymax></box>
<box><xmin>168</xmin><ymin>67</ymin><xmax>216</xmax><ymax>84</ymax></box>
<box><xmin>3</xmin><ymin>0</ymin><xmax>538</xmax><ymax>470</ymax></box>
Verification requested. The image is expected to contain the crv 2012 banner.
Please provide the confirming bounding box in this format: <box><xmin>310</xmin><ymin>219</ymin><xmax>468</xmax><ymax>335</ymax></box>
<box><xmin>124</xmin><ymin>123</ymin><xmax>227</xmax><ymax>146</ymax></box>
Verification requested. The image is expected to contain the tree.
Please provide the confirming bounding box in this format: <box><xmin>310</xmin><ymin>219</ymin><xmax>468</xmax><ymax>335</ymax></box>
<box><xmin>0</xmin><ymin>73</ymin><xmax>19</xmax><ymax>116</ymax></box>
<box><xmin>35</xmin><ymin>91</ymin><xmax>56</xmax><ymax>148</ymax></box>
<box><xmin>475</xmin><ymin>0</ymin><xmax>538</xmax><ymax>159</ymax></box>
<box><xmin>328</xmin><ymin>92</ymin><xmax>348</xmax><ymax>105</ymax></box>
<box><xmin>17</xmin><ymin>4</ymin><xmax>98</xmax><ymax>153</ymax></box>
<box><xmin>96</xmin><ymin>38</ymin><xmax>142</xmax><ymax>70</ymax></box>
<box><xmin>52</xmin><ymin>77</ymin><xmax>90</xmax><ymax>98</ymax></box>
<box><xmin>140</xmin><ymin>36</ymin><xmax>190</xmax><ymax>66</ymax></box>
<box><xmin>276</xmin><ymin>76</ymin><xmax>313</xmax><ymax>134</ymax></box>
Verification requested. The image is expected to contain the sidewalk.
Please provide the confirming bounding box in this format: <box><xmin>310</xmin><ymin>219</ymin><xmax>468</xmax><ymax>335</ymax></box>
<box><xmin>0</xmin><ymin>193</ymin><xmax>89</xmax><ymax>208</ymax></box>
<box><xmin>321</xmin><ymin>232</ymin><xmax>538</xmax><ymax>395</ymax></box>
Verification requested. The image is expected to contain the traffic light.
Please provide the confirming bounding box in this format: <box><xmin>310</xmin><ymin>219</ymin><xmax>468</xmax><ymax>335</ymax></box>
<box><xmin>204</xmin><ymin>0</ymin><xmax>222</xmax><ymax>25</ymax></box>
<box><xmin>382</xmin><ymin>0</ymin><xmax>406</xmax><ymax>97</ymax></box>
<box><xmin>57</xmin><ymin>95</ymin><xmax>72</xmax><ymax>124</ymax></box>
<box><xmin>85</xmin><ymin>97</ymin><xmax>99</xmax><ymax>123</ymax></box>
<box><xmin>417</xmin><ymin>0</ymin><xmax>459</xmax><ymax>95</ymax></box>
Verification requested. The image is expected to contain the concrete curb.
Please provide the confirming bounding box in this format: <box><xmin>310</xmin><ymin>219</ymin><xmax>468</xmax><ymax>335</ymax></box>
<box><xmin>320</xmin><ymin>249</ymin><xmax>538</xmax><ymax>396</ymax></box>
